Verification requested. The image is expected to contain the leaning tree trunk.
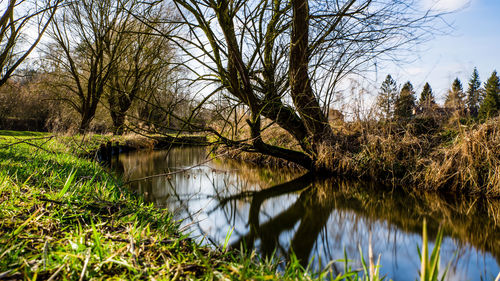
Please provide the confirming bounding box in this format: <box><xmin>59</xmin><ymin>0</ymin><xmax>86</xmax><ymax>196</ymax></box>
<box><xmin>79</xmin><ymin>111</ymin><xmax>93</xmax><ymax>133</ymax></box>
<box><xmin>108</xmin><ymin>93</ymin><xmax>129</xmax><ymax>135</ymax></box>
<box><xmin>111</xmin><ymin>111</ymin><xmax>126</xmax><ymax>135</ymax></box>
<box><xmin>289</xmin><ymin>0</ymin><xmax>334</xmax><ymax>157</ymax></box>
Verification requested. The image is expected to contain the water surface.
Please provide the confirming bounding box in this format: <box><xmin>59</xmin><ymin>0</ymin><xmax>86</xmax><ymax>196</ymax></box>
<box><xmin>111</xmin><ymin>147</ymin><xmax>500</xmax><ymax>281</ymax></box>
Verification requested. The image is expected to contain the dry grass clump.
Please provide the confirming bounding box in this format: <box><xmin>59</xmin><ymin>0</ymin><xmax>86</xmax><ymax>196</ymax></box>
<box><xmin>216</xmin><ymin>113</ymin><xmax>500</xmax><ymax>197</ymax></box>
<box><xmin>313</xmin><ymin>116</ymin><xmax>500</xmax><ymax>197</ymax></box>
<box><xmin>317</xmin><ymin>123</ymin><xmax>429</xmax><ymax>182</ymax></box>
<box><xmin>122</xmin><ymin>133</ymin><xmax>157</xmax><ymax>149</ymax></box>
<box><xmin>420</xmin><ymin>119</ymin><xmax>500</xmax><ymax>196</ymax></box>
<box><xmin>341</xmin><ymin>117</ymin><xmax>500</xmax><ymax>196</ymax></box>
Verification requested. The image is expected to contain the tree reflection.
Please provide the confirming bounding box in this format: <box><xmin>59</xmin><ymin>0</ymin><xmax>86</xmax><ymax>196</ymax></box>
<box><xmin>215</xmin><ymin>174</ymin><xmax>500</xmax><ymax>270</ymax></box>
<box><xmin>111</xmin><ymin>148</ymin><xmax>500</xmax><ymax>279</ymax></box>
<box><xmin>221</xmin><ymin>173</ymin><xmax>332</xmax><ymax>267</ymax></box>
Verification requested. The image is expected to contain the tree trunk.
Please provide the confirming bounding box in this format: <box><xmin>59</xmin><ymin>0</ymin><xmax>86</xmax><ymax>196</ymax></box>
<box><xmin>289</xmin><ymin>0</ymin><xmax>334</xmax><ymax>156</ymax></box>
<box><xmin>111</xmin><ymin>111</ymin><xmax>126</xmax><ymax>135</ymax></box>
<box><xmin>79</xmin><ymin>112</ymin><xmax>93</xmax><ymax>133</ymax></box>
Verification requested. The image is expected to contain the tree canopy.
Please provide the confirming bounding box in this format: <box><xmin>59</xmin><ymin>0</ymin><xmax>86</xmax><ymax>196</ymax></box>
<box><xmin>478</xmin><ymin>70</ymin><xmax>500</xmax><ymax>120</ymax></box>
<box><xmin>466</xmin><ymin>67</ymin><xmax>482</xmax><ymax>117</ymax></box>
<box><xmin>445</xmin><ymin>78</ymin><xmax>465</xmax><ymax>110</ymax></box>
<box><xmin>418</xmin><ymin>82</ymin><xmax>435</xmax><ymax>112</ymax></box>
<box><xmin>141</xmin><ymin>0</ymin><xmax>446</xmax><ymax>170</ymax></box>
<box><xmin>376</xmin><ymin>74</ymin><xmax>398</xmax><ymax>120</ymax></box>
<box><xmin>394</xmin><ymin>81</ymin><xmax>416</xmax><ymax>120</ymax></box>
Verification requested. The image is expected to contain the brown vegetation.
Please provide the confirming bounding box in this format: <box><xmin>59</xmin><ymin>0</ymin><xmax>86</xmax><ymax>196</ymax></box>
<box><xmin>220</xmin><ymin>115</ymin><xmax>500</xmax><ymax>197</ymax></box>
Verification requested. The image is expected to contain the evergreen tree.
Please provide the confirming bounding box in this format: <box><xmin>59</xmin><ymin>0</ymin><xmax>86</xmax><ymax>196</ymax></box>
<box><xmin>394</xmin><ymin>81</ymin><xmax>416</xmax><ymax>119</ymax></box>
<box><xmin>478</xmin><ymin>70</ymin><xmax>500</xmax><ymax>120</ymax></box>
<box><xmin>418</xmin><ymin>82</ymin><xmax>435</xmax><ymax>112</ymax></box>
<box><xmin>444</xmin><ymin>78</ymin><xmax>465</xmax><ymax>110</ymax></box>
<box><xmin>376</xmin><ymin>74</ymin><xmax>398</xmax><ymax>120</ymax></box>
<box><xmin>466</xmin><ymin>67</ymin><xmax>481</xmax><ymax>117</ymax></box>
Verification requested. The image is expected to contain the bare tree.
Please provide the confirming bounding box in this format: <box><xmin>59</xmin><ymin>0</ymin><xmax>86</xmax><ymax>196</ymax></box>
<box><xmin>106</xmin><ymin>17</ymin><xmax>175</xmax><ymax>135</ymax></box>
<box><xmin>144</xmin><ymin>0</ymin><xmax>444</xmax><ymax>171</ymax></box>
<box><xmin>0</xmin><ymin>0</ymin><xmax>61</xmax><ymax>87</ymax></box>
<box><xmin>44</xmin><ymin>0</ymin><xmax>137</xmax><ymax>133</ymax></box>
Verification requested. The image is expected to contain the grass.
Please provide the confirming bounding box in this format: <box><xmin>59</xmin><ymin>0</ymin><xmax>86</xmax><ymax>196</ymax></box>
<box><xmin>0</xmin><ymin>130</ymin><xmax>454</xmax><ymax>280</ymax></box>
<box><xmin>0</xmin><ymin>131</ymin><xmax>364</xmax><ymax>280</ymax></box>
<box><xmin>418</xmin><ymin>219</ymin><xmax>448</xmax><ymax>281</ymax></box>
<box><xmin>0</xmin><ymin>130</ymin><xmax>49</xmax><ymax>137</ymax></box>
<box><xmin>0</xmin><ymin>132</ymin><xmax>306</xmax><ymax>279</ymax></box>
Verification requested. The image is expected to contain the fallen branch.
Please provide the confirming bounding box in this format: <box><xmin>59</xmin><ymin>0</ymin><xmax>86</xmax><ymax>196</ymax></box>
<box><xmin>106</xmin><ymin>237</ymin><xmax>190</xmax><ymax>246</ymax></box>
<box><xmin>0</xmin><ymin>136</ymin><xmax>55</xmax><ymax>154</ymax></box>
<box><xmin>122</xmin><ymin>149</ymin><xmax>231</xmax><ymax>185</ymax></box>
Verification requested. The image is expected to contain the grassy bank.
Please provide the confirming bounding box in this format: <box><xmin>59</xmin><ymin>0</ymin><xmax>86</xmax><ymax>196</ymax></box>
<box><xmin>0</xmin><ymin>131</ymin><xmax>328</xmax><ymax>280</ymax></box>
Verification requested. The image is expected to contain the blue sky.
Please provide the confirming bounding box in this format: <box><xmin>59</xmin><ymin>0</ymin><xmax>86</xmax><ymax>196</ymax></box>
<box><xmin>384</xmin><ymin>0</ymin><xmax>500</xmax><ymax>102</ymax></box>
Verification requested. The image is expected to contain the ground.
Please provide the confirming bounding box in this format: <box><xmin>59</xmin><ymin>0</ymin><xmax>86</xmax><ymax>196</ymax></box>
<box><xmin>0</xmin><ymin>131</ymin><xmax>325</xmax><ymax>280</ymax></box>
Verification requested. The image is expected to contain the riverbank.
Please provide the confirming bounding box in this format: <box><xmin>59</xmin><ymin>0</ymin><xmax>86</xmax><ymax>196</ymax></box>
<box><xmin>219</xmin><ymin>116</ymin><xmax>500</xmax><ymax>197</ymax></box>
<box><xmin>0</xmin><ymin>131</ymin><xmax>327</xmax><ymax>280</ymax></box>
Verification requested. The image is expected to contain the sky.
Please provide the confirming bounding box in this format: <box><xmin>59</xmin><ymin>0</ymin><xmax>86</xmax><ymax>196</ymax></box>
<box><xmin>383</xmin><ymin>0</ymin><xmax>500</xmax><ymax>103</ymax></box>
<box><xmin>15</xmin><ymin>0</ymin><xmax>499</xmax><ymax>107</ymax></box>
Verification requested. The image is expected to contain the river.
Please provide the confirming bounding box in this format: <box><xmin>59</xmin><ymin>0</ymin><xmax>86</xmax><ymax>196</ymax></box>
<box><xmin>110</xmin><ymin>146</ymin><xmax>500</xmax><ymax>280</ymax></box>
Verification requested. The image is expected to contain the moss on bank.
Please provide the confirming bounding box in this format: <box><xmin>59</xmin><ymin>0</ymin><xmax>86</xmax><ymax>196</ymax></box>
<box><xmin>0</xmin><ymin>131</ymin><xmax>327</xmax><ymax>280</ymax></box>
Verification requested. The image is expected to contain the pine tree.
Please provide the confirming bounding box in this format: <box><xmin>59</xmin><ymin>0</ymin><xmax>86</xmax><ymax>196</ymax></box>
<box><xmin>394</xmin><ymin>81</ymin><xmax>416</xmax><ymax>120</ymax></box>
<box><xmin>466</xmin><ymin>67</ymin><xmax>481</xmax><ymax>117</ymax></box>
<box><xmin>478</xmin><ymin>70</ymin><xmax>500</xmax><ymax>120</ymax></box>
<box><xmin>376</xmin><ymin>74</ymin><xmax>398</xmax><ymax>120</ymax></box>
<box><xmin>418</xmin><ymin>82</ymin><xmax>435</xmax><ymax>113</ymax></box>
<box><xmin>444</xmin><ymin>78</ymin><xmax>465</xmax><ymax>110</ymax></box>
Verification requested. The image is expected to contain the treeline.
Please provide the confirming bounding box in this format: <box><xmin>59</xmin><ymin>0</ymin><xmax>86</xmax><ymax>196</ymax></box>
<box><xmin>375</xmin><ymin>68</ymin><xmax>500</xmax><ymax>122</ymax></box>
<box><xmin>0</xmin><ymin>0</ymin><xmax>207</xmax><ymax>135</ymax></box>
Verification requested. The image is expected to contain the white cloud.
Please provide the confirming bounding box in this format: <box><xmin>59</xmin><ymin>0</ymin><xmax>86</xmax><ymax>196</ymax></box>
<box><xmin>405</xmin><ymin>67</ymin><xmax>426</xmax><ymax>76</ymax></box>
<box><xmin>421</xmin><ymin>0</ymin><xmax>471</xmax><ymax>12</ymax></box>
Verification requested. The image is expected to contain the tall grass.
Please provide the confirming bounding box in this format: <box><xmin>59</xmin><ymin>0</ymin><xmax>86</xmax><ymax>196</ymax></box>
<box><xmin>418</xmin><ymin>219</ymin><xmax>448</xmax><ymax>281</ymax></box>
<box><xmin>221</xmin><ymin>116</ymin><xmax>500</xmax><ymax>197</ymax></box>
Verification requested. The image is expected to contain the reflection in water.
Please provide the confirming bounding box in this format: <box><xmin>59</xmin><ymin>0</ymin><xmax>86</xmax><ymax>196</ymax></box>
<box><xmin>111</xmin><ymin>147</ymin><xmax>500</xmax><ymax>281</ymax></box>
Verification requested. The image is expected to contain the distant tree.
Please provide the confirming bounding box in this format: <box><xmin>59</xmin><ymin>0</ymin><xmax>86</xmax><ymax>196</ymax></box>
<box><xmin>466</xmin><ymin>67</ymin><xmax>482</xmax><ymax>117</ymax></box>
<box><xmin>478</xmin><ymin>71</ymin><xmax>500</xmax><ymax>120</ymax></box>
<box><xmin>418</xmin><ymin>82</ymin><xmax>435</xmax><ymax>113</ymax></box>
<box><xmin>444</xmin><ymin>78</ymin><xmax>465</xmax><ymax>111</ymax></box>
<box><xmin>106</xmin><ymin>18</ymin><xmax>174</xmax><ymax>135</ymax></box>
<box><xmin>0</xmin><ymin>0</ymin><xmax>62</xmax><ymax>87</ymax></box>
<box><xmin>46</xmin><ymin>0</ymin><xmax>133</xmax><ymax>133</ymax></box>
<box><xmin>394</xmin><ymin>81</ymin><xmax>416</xmax><ymax>120</ymax></box>
<box><xmin>376</xmin><ymin>74</ymin><xmax>398</xmax><ymax>120</ymax></box>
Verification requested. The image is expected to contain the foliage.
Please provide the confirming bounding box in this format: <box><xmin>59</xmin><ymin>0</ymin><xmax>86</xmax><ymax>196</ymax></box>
<box><xmin>478</xmin><ymin>70</ymin><xmax>500</xmax><ymax>120</ymax></box>
<box><xmin>376</xmin><ymin>75</ymin><xmax>398</xmax><ymax>120</ymax></box>
<box><xmin>394</xmin><ymin>81</ymin><xmax>416</xmax><ymax>120</ymax></box>
<box><xmin>466</xmin><ymin>67</ymin><xmax>482</xmax><ymax>117</ymax></box>
<box><xmin>444</xmin><ymin>78</ymin><xmax>465</xmax><ymax>110</ymax></box>
<box><xmin>418</xmin><ymin>83</ymin><xmax>435</xmax><ymax>111</ymax></box>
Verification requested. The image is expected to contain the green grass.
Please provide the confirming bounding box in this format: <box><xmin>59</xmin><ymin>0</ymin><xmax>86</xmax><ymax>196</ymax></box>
<box><xmin>0</xmin><ymin>131</ymin><xmax>339</xmax><ymax>280</ymax></box>
<box><xmin>0</xmin><ymin>130</ymin><xmax>450</xmax><ymax>280</ymax></box>
<box><xmin>0</xmin><ymin>130</ymin><xmax>49</xmax><ymax>137</ymax></box>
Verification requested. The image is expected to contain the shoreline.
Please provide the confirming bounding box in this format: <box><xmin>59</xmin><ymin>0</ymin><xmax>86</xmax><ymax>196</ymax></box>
<box><xmin>0</xmin><ymin>131</ymin><xmax>317</xmax><ymax>280</ymax></box>
<box><xmin>217</xmin><ymin>116</ymin><xmax>500</xmax><ymax>198</ymax></box>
